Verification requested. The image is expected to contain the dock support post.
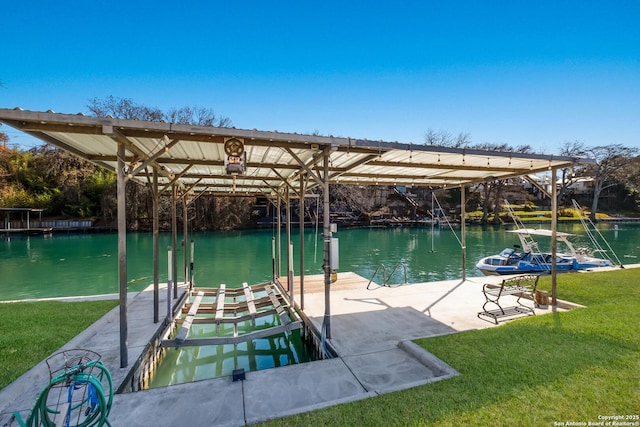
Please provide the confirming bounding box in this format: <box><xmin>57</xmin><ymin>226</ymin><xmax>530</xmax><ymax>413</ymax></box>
<box><xmin>167</xmin><ymin>247</ymin><xmax>173</xmax><ymax>322</ymax></box>
<box><xmin>116</xmin><ymin>140</ymin><xmax>128</xmax><ymax>368</ymax></box>
<box><xmin>272</xmin><ymin>237</ymin><xmax>276</xmax><ymax>282</ymax></box>
<box><xmin>153</xmin><ymin>169</ymin><xmax>159</xmax><ymax>323</ymax></box>
<box><xmin>277</xmin><ymin>197</ymin><xmax>281</xmax><ymax>278</ymax></box>
<box><xmin>551</xmin><ymin>167</ymin><xmax>558</xmax><ymax>305</ymax></box>
<box><xmin>172</xmin><ymin>185</ymin><xmax>178</xmax><ymax>299</ymax></box>
<box><xmin>322</xmin><ymin>147</ymin><xmax>332</xmax><ymax>339</ymax></box>
<box><xmin>183</xmin><ymin>196</ymin><xmax>188</xmax><ymax>289</ymax></box>
<box><xmin>299</xmin><ymin>174</ymin><xmax>306</xmax><ymax>310</ymax></box>
<box><xmin>461</xmin><ymin>185</ymin><xmax>467</xmax><ymax>281</ymax></box>
<box><xmin>286</xmin><ymin>185</ymin><xmax>292</xmax><ymax>295</ymax></box>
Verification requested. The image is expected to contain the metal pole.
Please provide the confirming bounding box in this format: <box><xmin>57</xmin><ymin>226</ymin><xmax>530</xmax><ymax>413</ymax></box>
<box><xmin>183</xmin><ymin>197</ymin><xmax>188</xmax><ymax>290</ymax></box>
<box><xmin>286</xmin><ymin>186</ymin><xmax>292</xmax><ymax>294</ymax></box>
<box><xmin>167</xmin><ymin>246</ymin><xmax>172</xmax><ymax>322</ymax></box>
<box><xmin>116</xmin><ymin>141</ymin><xmax>128</xmax><ymax>368</ymax></box>
<box><xmin>172</xmin><ymin>185</ymin><xmax>178</xmax><ymax>299</ymax></box>
<box><xmin>277</xmin><ymin>197</ymin><xmax>281</xmax><ymax>278</ymax></box>
<box><xmin>322</xmin><ymin>148</ymin><xmax>332</xmax><ymax>339</ymax></box>
<box><xmin>551</xmin><ymin>168</ymin><xmax>558</xmax><ymax>305</ymax></box>
<box><xmin>431</xmin><ymin>192</ymin><xmax>435</xmax><ymax>252</ymax></box>
<box><xmin>153</xmin><ymin>169</ymin><xmax>159</xmax><ymax>323</ymax></box>
<box><xmin>299</xmin><ymin>175</ymin><xmax>306</xmax><ymax>310</ymax></box>
<box><xmin>271</xmin><ymin>236</ymin><xmax>276</xmax><ymax>282</ymax></box>
<box><xmin>461</xmin><ymin>185</ymin><xmax>467</xmax><ymax>281</ymax></box>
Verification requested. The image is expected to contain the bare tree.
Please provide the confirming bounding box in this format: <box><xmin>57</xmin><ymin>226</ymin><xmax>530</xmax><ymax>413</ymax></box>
<box><xmin>332</xmin><ymin>184</ymin><xmax>377</xmax><ymax>217</ymax></box>
<box><xmin>556</xmin><ymin>140</ymin><xmax>587</xmax><ymax>204</ymax></box>
<box><xmin>474</xmin><ymin>143</ymin><xmax>533</xmax><ymax>223</ymax></box>
<box><xmin>86</xmin><ymin>96</ymin><xmax>232</xmax><ymax>128</ymax></box>
<box><xmin>165</xmin><ymin>106</ymin><xmax>232</xmax><ymax>127</ymax></box>
<box><xmin>424</xmin><ymin>129</ymin><xmax>471</xmax><ymax>148</ymax></box>
<box><xmin>621</xmin><ymin>155</ymin><xmax>640</xmax><ymax>193</ymax></box>
<box><xmin>87</xmin><ymin>96</ymin><xmax>163</xmax><ymax>121</ymax></box>
<box><xmin>1</xmin><ymin>81</ymin><xmax>8</xmax><ymax>147</ymax></box>
<box><xmin>422</xmin><ymin>132</ymin><xmax>538</xmax><ymax>224</ymax></box>
<box><xmin>84</xmin><ymin>96</ymin><xmax>237</xmax><ymax>230</ymax></box>
<box><xmin>0</xmin><ymin>126</ymin><xmax>8</xmax><ymax>148</ymax></box>
<box><xmin>581</xmin><ymin>144</ymin><xmax>639</xmax><ymax>221</ymax></box>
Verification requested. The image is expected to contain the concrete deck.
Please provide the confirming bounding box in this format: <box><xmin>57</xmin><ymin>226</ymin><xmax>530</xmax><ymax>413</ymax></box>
<box><xmin>0</xmin><ymin>272</ymin><xmax>588</xmax><ymax>427</ymax></box>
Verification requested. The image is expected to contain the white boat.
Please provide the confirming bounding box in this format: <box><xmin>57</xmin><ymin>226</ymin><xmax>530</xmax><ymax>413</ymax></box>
<box><xmin>476</xmin><ymin>228</ymin><xmax>613</xmax><ymax>276</ymax></box>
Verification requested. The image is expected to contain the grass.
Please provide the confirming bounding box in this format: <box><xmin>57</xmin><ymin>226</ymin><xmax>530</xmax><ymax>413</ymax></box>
<box><xmin>259</xmin><ymin>268</ymin><xmax>640</xmax><ymax>426</ymax></box>
<box><xmin>0</xmin><ymin>300</ymin><xmax>118</xmax><ymax>390</ymax></box>
<box><xmin>465</xmin><ymin>205</ymin><xmax>614</xmax><ymax>222</ymax></box>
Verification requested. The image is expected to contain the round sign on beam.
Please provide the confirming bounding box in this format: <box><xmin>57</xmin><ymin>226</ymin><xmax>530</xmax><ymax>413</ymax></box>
<box><xmin>224</xmin><ymin>138</ymin><xmax>246</xmax><ymax>175</ymax></box>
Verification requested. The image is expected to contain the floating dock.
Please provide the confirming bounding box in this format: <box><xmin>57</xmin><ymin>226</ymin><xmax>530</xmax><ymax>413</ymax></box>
<box><xmin>0</xmin><ymin>227</ymin><xmax>53</xmax><ymax>235</ymax></box>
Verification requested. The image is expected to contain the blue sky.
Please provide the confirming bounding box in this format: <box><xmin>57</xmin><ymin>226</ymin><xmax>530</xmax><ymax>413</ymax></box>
<box><xmin>2</xmin><ymin>1</ymin><xmax>639</xmax><ymax>152</ymax></box>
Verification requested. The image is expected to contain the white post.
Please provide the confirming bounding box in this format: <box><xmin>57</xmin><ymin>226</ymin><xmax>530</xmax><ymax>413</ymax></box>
<box><xmin>167</xmin><ymin>246</ymin><xmax>173</xmax><ymax>322</ymax></box>
<box><xmin>551</xmin><ymin>168</ymin><xmax>558</xmax><ymax>305</ymax></box>
<box><xmin>288</xmin><ymin>242</ymin><xmax>294</xmax><ymax>303</ymax></box>
<box><xmin>461</xmin><ymin>185</ymin><xmax>467</xmax><ymax>281</ymax></box>
<box><xmin>189</xmin><ymin>240</ymin><xmax>195</xmax><ymax>289</ymax></box>
<box><xmin>271</xmin><ymin>237</ymin><xmax>276</xmax><ymax>281</ymax></box>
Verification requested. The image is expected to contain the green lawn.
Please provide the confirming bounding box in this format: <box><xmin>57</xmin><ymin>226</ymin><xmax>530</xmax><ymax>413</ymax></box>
<box><xmin>465</xmin><ymin>205</ymin><xmax>614</xmax><ymax>223</ymax></box>
<box><xmin>259</xmin><ymin>269</ymin><xmax>640</xmax><ymax>426</ymax></box>
<box><xmin>0</xmin><ymin>300</ymin><xmax>118</xmax><ymax>390</ymax></box>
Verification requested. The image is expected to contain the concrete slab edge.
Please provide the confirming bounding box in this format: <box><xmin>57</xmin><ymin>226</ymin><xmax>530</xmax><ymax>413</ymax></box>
<box><xmin>0</xmin><ymin>293</ymin><xmax>120</xmax><ymax>304</ymax></box>
<box><xmin>244</xmin><ymin>390</ymin><xmax>378</xmax><ymax>426</ymax></box>
<box><xmin>375</xmin><ymin>373</ymin><xmax>461</xmax><ymax>395</ymax></box>
<box><xmin>397</xmin><ymin>340</ymin><xmax>460</xmax><ymax>379</ymax></box>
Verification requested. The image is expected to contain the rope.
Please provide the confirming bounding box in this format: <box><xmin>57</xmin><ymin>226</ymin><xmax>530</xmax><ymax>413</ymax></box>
<box><xmin>571</xmin><ymin>199</ymin><xmax>623</xmax><ymax>266</ymax></box>
<box><xmin>432</xmin><ymin>192</ymin><xmax>462</xmax><ymax>247</ymax></box>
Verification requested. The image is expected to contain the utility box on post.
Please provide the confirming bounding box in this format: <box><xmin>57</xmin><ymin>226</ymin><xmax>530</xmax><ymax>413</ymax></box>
<box><xmin>330</xmin><ymin>237</ymin><xmax>339</xmax><ymax>271</ymax></box>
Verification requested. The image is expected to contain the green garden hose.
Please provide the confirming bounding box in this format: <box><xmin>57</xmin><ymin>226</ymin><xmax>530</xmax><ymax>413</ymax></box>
<box><xmin>13</xmin><ymin>360</ymin><xmax>113</xmax><ymax>427</ymax></box>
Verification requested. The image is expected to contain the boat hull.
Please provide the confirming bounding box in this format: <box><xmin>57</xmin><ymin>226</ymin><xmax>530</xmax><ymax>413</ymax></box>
<box><xmin>476</xmin><ymin>252</ymin><xmax>595</xmax><ymax>276</ymax></box>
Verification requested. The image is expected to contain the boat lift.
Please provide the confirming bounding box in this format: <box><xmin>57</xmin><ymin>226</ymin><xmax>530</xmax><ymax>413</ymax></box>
<box><xmin>161</xmin><ymin>282</ymin><xmax>301</xmax><ymax>348</ymax></box>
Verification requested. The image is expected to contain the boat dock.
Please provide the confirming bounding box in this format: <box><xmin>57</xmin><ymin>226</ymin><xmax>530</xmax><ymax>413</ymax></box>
<box><xmin>0</xmin><ymin>269</ymin><xmax>592</xmax><ymax>427</ymax></box>
<box><xmin>0</xmin><ymin>227</ymin><xmax>53</xmax><ymax>235</ymax></box>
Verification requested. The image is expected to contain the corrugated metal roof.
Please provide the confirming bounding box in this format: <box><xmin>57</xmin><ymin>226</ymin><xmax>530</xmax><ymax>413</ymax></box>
<box><xmin>0</xmin><ymin>108</ymin><xmax>588</xmax><ymax>196</ymax></box>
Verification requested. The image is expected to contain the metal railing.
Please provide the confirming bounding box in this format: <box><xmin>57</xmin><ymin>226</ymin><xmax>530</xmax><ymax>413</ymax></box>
<box><xmin>367</xmin><ymin>261</ymin><xmax>408</xmax><ymax>289</ymax></box>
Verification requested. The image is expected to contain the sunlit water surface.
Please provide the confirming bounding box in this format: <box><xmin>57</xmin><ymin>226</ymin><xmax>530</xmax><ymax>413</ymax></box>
<box><xmin>2</xmin><ymin>223</ymin><xmax>638</xmax><ymax>301</ymax></box>
<box><xmin>3</xmin><ymin>223</ymin><xmax>637</xmax><ymax>386</ymax></box>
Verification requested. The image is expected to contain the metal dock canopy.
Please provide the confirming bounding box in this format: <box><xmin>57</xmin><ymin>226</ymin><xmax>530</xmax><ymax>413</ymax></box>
<box><xmin>0</xmin><ymin>108</ymin><xmax>588</xmax><ymax>194</ymax></box>
<box><xmin>0</xmin><ymin>107</ymin><xmax>594</xmax><ymax>369</ymax></box>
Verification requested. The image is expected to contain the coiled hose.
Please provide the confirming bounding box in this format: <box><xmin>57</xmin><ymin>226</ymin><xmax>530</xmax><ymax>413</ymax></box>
<box><xmin>13</xmin><ymin>360</ymin><xmax>113</xmax><ymax>427</ymax></box>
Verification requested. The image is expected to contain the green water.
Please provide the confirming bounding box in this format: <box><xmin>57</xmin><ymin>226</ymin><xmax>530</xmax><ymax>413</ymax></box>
<box><xmin>2</xmin><ymin>223</ymin><xmax>639</xmax><ymax>301</ymax></box>
<box><xmin>150</xmin><ymin>323</ymin><xmax>314</xmax><ymax>387</ymax></box>
<box><xmin>3</xmin><ymin>223</ymin><xmax>638</xmax><ymax>386</ymax></box>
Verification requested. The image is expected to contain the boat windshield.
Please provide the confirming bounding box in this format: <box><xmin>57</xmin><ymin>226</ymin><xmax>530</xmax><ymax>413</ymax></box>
<box><xmin>499</xmin><ymin>248</ymin><xmax>516</xmax><ymax>257</ymax></box>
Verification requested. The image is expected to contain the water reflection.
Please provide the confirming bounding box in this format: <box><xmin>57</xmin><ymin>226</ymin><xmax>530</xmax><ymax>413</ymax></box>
<box><xmin>2</xmin><ymin>223</ymin><xmax>638</xmax><ymax>300</ymax></box>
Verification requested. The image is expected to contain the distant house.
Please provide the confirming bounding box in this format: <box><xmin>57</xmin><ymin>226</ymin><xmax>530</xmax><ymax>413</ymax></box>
<box><xmin>521</xmin><ymin>174</ymin><xmax>550</xmax><ymax>200</ymax></box>
<box><xmin>520</xmin><ymin>174</ymin><xmax>595</xmax><ymax>200</ymax></box>
<box><xmin>566</xmin><ymin>177</ymin><xmax>594</xmax><ymax>195</ymax></box>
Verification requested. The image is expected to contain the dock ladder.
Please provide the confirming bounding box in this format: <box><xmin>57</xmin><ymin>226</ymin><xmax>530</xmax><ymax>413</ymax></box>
<box><xmin>367</xmin><ymin>261</ymin><xmax>408</xmax><ymax>289</ymax></box>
